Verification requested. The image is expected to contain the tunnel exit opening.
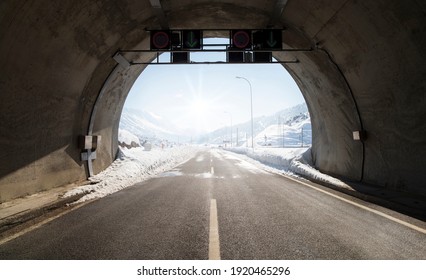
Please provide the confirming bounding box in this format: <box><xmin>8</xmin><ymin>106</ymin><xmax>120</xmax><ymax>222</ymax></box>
<box><xmin>88</xmin><ymin>27</ymin><xmax>366</xmax><ymax>189</ymax></box>
<box><xmin>117</xmin><ymin>37</ymin><xmax>312</xmax><ymax>158</ymax></box>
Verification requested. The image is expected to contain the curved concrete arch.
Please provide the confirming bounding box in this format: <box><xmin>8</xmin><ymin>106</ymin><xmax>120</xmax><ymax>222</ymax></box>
<box><xmin>1</xmin><ymin>0</ymin><xmax>425</xmax><ymax>202</ymax></box>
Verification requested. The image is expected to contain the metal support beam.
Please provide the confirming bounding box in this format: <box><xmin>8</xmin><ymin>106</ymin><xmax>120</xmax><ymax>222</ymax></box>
<box><xmin>130</xmin><ymin>60</ymin><xmax>299</xmax><ymax>65</ymax></box>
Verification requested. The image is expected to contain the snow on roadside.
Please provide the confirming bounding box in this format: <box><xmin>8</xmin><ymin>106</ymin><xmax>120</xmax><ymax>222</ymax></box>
<box><xmin>118</xmin><ymin>128</ymin><xmax>141</xmax><ymax>147</ymax></box>
<box><xmin>65</xmin><ymin>146</ymin><xmax>199</xmax><ymax>202</ymax></box>
<box><xmin>288</xmin><ymin>149</ymin><xmax>350</xmax><ymax>188</ymax></box>
<box><xmin>227</xmin><ymin>146</ymin><xmax>308</xmax><ymax>171</ymax></box>
<box><xmin>65</xmin><ymin>144</ymin><xmax>351</xmax><ymax>204</ymax></box>
<box><xmin>226</xmin><ymin>146</ymin><xmax>351</xmax><ymax>189</ymax></box>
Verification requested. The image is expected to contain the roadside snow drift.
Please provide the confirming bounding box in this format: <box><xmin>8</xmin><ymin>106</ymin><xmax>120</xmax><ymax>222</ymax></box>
<box><xmin>65</xmin><ymin>145</ymin><xmax>350</xmax><ymax>204</ymax></box>
<box><xmin>226</xmin><ymin>147</ymin><xmax>351</xmax><ymax>189</ymax></box>
<box><xmin>65</xmin><ymin>146</ymin><xmax>199</xmax><ymax>202</ymax></box>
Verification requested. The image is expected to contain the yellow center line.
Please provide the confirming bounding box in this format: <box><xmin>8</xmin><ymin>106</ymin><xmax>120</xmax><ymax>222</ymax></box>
<box><xmin>209</xmin><ymin>199</ymin><xmax>221</xmax><ymax>260</ymax></box>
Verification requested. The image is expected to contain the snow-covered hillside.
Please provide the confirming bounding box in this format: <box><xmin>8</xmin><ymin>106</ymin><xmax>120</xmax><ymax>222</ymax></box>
<box><xmin>119</xmin><ymin>107</ymin><xmax>180</xmax><ymax>145</ymax></box>
<box><xmin>254</xmin><ymin>112</ymin><xmax>311</xmax><ymax>148</ymax></box>
<box><xmin>201</xmin><ymin>103</ymin><xmax>312</xmax><ymax>147</ymax></box>
<box><xmin>119</xmin><ymin>103</ymin><xmax>312</xmax><ymax>148</ymax></box>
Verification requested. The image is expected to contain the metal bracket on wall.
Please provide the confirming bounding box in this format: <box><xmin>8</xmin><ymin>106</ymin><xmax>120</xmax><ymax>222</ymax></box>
<box><xmin>78</xmin><ymin>135</ymin><xmax>101</xmax><ymax>177</ymax></box>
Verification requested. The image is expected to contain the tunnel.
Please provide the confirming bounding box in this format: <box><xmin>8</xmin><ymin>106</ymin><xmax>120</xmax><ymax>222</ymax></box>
<box><xmin>0</xmin><ymin>0</ymin><xmax>425</xmax><ymax>203</ymax></box>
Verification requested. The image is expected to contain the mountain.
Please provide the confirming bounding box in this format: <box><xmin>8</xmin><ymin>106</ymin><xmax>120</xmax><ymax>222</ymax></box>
<box><xmin>119</xmin><ymin>107</ymin><xmax>180</xmax><ymax>144</ymax></box>
<box><xmin>119</xmin><ymin>103</ymin><xmax>312</xmax><ymax>147</ymax></box>
<box><xmin>253</xmin><ymin>112</ymin><xmax>311</xmax><ymax>147</ymax></box>
<box><xmin>198</xmin><ymin>103</ymin><xmax>312</xmax><ymax>147</ymax></box>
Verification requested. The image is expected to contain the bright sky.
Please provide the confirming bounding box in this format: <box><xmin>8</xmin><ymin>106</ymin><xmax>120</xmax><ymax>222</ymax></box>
<box><xmin>124</xmin><ymin>38</ymin><xmax>305</xmax><ymax>134</ymax></box>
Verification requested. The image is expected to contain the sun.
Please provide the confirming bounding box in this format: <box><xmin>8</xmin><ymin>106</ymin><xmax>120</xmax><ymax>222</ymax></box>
<box><xmin>190</xmin><ymin>98</ymin><xmax>211</xmax><ymax>116</ymax></box>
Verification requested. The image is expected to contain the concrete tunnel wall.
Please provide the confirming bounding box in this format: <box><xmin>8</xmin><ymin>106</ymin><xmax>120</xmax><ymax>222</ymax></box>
<box><xmin>0</xmin><ymin>0</ymin><xmax>426</xmax><ymax>203</ymax></box>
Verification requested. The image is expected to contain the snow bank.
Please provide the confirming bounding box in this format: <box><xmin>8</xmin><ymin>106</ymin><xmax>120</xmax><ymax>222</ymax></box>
<box><xmin>289</xmin><ymin>149</ymin><xmax>350</xmax><ymax>188</ymax></box>
<box><xmin>65</xmin><ymin>143</ymin><xmax>350</xmax><ymax>204</ymax></box>
<box><xmin>65</xmin><ymin>146</ymin><xmax>199</xmax><ymax>202</ymax></box>
<box><xmin>227</xmin><ymin>147</ymin><xmax>309</xmax><ymax>170</ymax></box>
<box><xmin>118</xmin><ymin>129</ymin><xmax>141</xmax><ymax>148</ymax></box>
<box><xmin>226</xmin><ymin>147</ymin><xmax>350</xmax><ymax>189</ymax></box>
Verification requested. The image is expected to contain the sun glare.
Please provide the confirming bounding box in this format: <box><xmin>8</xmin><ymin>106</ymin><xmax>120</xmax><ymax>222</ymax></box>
<box><xmin>190</xmin><ymin>98</ymin><xmax>210</xmax><ymax>116</ymax></box>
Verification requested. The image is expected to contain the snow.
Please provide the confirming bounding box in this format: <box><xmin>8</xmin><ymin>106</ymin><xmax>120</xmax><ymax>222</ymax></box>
<box><xmin>211</xmin><ymin>149</ymin><xmax>270</xmax><ymax>175</ymax></box>
<box><xmin>202</xmin><ymin>103</ymin><xmax>311</xmax><ymax>146</ymax></box>
<box><xmin>226</xmin><ymin>146</ymin><xmax>308</xmax><ymax>170</ymax></box>
<box><xmin>118</xmin><ymin>129</ymin><xmax>141</xmax><ymax>147</ymax></box>
<box><xmin>147</xmin><ymin>111</ymin><xmax>163</xmax><ymax>120</ymax></box>
<box><xmin>64</xmin><ymin>101</ymin><xmax>351</xmax><ymax>205</ymax></box>
<box><xmin>119</xmin><ymin>108</ymin><xmax>180</xmax><ymax>142</ymax></box>
<box><xmin>225</xmin><ymin>146</ymin><xmax>351</xmax><ymax>189</ymax></box>
<box><xmin>254</xmin><ymin>117</ymin><xmax>312</xmax><ymax>148</ymax></box>
<box><xmin>64</xmin><ymin>146</ymin><xmax>199</xmax><ymax>202</ymax></box>
<box><xmin>65</xmin><ymin>142</ymin><xmax>348</xmax><ymax>204</ymax></box>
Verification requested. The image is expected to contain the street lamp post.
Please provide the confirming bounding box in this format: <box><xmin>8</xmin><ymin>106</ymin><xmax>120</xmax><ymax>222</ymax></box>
<box><xmin>236</xmin><ymin>76</ymin><xmax>254</xmax><ymax>149</ymax></box>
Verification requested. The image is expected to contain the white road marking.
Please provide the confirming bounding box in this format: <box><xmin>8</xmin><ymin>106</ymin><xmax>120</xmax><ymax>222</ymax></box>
<box><xmin>281</xmin><ymin>174</ymin><xmax>426</xmax><ymax>234</ymax></box>
<box><xmin>211</xmin><ymin>167</ymin><xmax>214</xmax><ymax>174</ymax></box>
<box><xmin>209</xmin><ymin>199</ymin><xmax>221</xmax><ymax>260</ymax></box>
<box><xmin>194</xmin><ymin>172</ymin><xmax>214</xmax><ymax>179</ymax></box>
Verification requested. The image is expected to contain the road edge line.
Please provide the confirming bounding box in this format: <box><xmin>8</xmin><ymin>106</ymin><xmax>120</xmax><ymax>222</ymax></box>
<box><xmin>280</xmin><ymin>174</ymin><xmax>426</xmax><ymax>234</ymax></box>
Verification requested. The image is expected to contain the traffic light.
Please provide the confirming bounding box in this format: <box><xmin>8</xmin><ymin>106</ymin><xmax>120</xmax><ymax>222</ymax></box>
<box><xmin>231</xmin><ymin>30</ymin><xmax>252</xmax><ymax>49</ymax></box>
<box><xmin>150</xmin><ymin>30</ymin><xmax>171</xmax><ymax>50</ymax></box>
<box><xmin>182</xmin><ymin>30</ymin><xmax>202</xmax><ymax>50</ymax></box>
<box><xmin>253</xmin><ymin>30</ymin><xmax>282</xmax><ymax>50</ymax></box>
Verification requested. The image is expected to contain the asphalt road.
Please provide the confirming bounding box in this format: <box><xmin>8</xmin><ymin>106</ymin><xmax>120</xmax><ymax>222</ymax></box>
<box><xmin>0</xmin><ymin>149</ymin><xmax>425</xmax><ymax>259</ymax></box>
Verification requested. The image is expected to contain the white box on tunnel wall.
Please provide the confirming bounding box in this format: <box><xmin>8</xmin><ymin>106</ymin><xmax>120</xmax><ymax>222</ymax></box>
<box><xmin>78</xmin><ymin>135</ymin><xmax>101</xmax><ymax>150</ymax></box>
<box><xmin>78</xmin><ymin>135</ymin><xmax>93</xmax><ymax>150</ymax></box>
<box><xmin>353</xmin><ymin>130</ymin><xmax>367</xmax><ymax>141</ymax></box>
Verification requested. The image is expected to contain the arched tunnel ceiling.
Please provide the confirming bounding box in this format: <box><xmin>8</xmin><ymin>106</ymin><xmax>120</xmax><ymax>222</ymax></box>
<box><xmin>0</xmin><ymin>0</ymin><xmax>425</xmax><ymax>202</ymax></box>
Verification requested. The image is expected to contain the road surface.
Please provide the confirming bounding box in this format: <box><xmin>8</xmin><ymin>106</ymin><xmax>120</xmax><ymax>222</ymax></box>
<box><xmin>0</xmin><ymin>149</ymin><xmax>425</xmax><ymax>259</ymax></box>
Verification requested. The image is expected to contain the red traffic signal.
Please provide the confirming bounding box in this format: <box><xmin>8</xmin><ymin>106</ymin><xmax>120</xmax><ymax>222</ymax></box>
<box><xmin>150</xmin><ymin>30</ymin><xmax>171</xmax><ymax>50</ymax></box>
<box><xmin>231</xmin><ymin>30</ymin><xmax>252</xmax><ymax>49</ymax></box>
